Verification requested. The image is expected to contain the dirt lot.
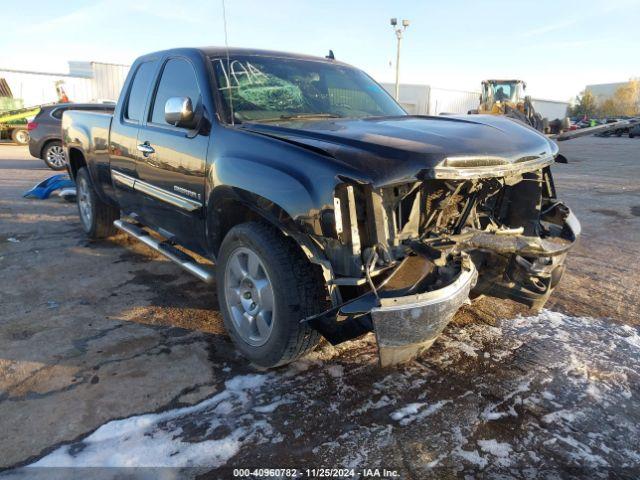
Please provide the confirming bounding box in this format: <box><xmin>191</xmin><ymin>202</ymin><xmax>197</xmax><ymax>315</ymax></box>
<box><xmin>1</xmin><ymin>137</ymin><xmax>639</xmax><ymax>479</ymax></box>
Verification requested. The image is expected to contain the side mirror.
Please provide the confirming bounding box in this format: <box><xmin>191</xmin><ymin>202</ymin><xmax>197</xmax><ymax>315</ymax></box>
<box><xmin>164</xmin><ymin>97</ymin><xmax>197</xmax><ymax>129</ymax></box>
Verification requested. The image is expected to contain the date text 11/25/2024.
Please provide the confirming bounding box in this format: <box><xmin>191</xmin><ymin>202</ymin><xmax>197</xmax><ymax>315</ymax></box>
<box><xmin>232</xmin><ymin>467</ymin><xmax>401</xmax><ymax>477</ymax></box>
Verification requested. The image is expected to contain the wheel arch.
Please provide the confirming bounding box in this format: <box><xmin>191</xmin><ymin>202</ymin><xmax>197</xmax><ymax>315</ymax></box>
<box><xmin>40</xmin><ymin>138</ymin><xmax>62</xmax><ymax>159</ymax></box>
<box><xmin>66</xmin><ymin>147</ymin><xmax>116</xmax><ymax>207</ymax></box>
<box><xmin>67</xmin><ymin>147</ymin><xmax>87</xmax><ymax>180</ymax></box>
<box><xmin>207</xmin><ymin>186</ymin><xmax>336</xmax><ymax>301</ymax></box>
<box><xmin>208</xmin><ymin>185</ymin><xmax>310</xmax><ymax>254</ymax></box>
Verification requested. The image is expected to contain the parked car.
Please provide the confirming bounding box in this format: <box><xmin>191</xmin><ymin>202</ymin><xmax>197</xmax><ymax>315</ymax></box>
<box><xmin>595</xmin><ymin>119</ymin><xmax>624</xmax><ymax>137</ymax></box>
<box><xmin>62</xmin><ymin>47</ymin><xmax>579</xmax><ymax>368</ymax></box>
<box><xmin>629</xmin><ymin>122</ymin><xmax>640</xmax><ymax>138</ymax></box>
<box><xmin>28</xmin><ymin>103</ymin><xmax>115</xmax><ymax>170</ymax></box>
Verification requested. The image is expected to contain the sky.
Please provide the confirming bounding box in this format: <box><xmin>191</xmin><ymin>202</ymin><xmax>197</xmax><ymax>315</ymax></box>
<box><xmin>2</xmin><ymin>0</ymin><xmax>639</xmax><ymax>101</ymax></box>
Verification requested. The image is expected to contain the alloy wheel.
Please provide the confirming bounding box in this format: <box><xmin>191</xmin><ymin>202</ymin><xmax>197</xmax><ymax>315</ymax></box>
<box><xmin>77</xmin><ymin>175</ymin><xmax>93</xmax><ymax>230</ymax></box>
<box><xmin>46</xmin><ymin>145</ymin><xmax>66</xmax><ymax>168</ymax></box>
<box><xmin>224</xmin><ymin>247</ymin><xmax>275</xmax><ymax>346</ymax></box>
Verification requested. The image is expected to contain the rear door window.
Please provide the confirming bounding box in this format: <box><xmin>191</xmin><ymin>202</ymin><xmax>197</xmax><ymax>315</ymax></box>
<box><xmin>149</xmin><ymin>58</ymin><xmax>201</xmax><ymax>126</ymax></box>
<box><xmin>51</xmin><ymin>108</ymin><xmax>67</xmax><ymax>119</ymax></box>
<box><xmin>125</xmin><ymin>62</ymin><xmax>156</xmax><ymax>122</ymax></box>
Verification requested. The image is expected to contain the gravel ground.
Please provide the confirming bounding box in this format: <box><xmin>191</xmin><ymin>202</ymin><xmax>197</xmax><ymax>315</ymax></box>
<box><xmin>0</xmin><ymin>137</ymin><xmax>639</xmax><ymax>479</ymax></box>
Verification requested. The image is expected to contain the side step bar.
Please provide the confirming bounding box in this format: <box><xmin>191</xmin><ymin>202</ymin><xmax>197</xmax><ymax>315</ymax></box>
<box><xmin>114</xmin><ymin>220</ymin><xmax>215</xmax><ymax>284</ymax></box>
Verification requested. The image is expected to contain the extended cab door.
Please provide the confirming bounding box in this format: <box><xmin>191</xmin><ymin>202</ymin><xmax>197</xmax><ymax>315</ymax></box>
<box><xmin>135</xmin><ymin>56</ymin><xmax>209</xmax><ymax>253</ymax></box>
<box><xmin>109</xmin><ymin>60</ymin><xmax>157</xmax><ymax>213</ymax></box>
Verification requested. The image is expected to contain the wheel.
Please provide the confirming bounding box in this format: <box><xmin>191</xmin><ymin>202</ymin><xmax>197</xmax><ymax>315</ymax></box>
<box><xmin>11</xmin><ymin>129</ymin><xmax>29</xmax><ymax>145</ymax></box>
<box><xmin>42</xmin><ymin>141</ymin><xmax>67</xmax><ymax>170</ymax></box>
<box><xmin>75</xmin><ymin>167</ymin><xmax>119</xmax><ymax>238</ymax></box>
<box><xmin>217</xmin><ymin>222</ymin><xmax>328</xmax><ymax>368</ymax></box>
<box><xmin>630</xmin><ymin>133</ymin><xmax>635</xmax><ymax>138</ymax></box>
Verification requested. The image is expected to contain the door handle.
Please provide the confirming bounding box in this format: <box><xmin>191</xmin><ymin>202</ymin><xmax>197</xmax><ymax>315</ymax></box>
<box><xmin>136</xmin><ymin>143</ymin><xmax>155</xmax><ymax>156</ymax></box>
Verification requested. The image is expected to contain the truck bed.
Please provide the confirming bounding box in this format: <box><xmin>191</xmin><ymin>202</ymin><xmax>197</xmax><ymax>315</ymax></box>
<box><xmin>62</xmin><ymin>110</ymin><xmax>113</xmax><ymax>157</ymax></box>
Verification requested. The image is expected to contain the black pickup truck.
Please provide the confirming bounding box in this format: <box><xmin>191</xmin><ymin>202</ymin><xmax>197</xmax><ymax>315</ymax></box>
<box><xmin>63</xmin><ymin>47</ymin><xmax>580</xmax><ymax>368</ymax></box>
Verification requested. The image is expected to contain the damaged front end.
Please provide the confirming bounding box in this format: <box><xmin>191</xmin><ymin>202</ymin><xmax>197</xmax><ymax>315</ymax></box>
<box><xmin>305</xmin><ymin>154</ymin><xmax>579</xmax><ymax>366</ymax></box>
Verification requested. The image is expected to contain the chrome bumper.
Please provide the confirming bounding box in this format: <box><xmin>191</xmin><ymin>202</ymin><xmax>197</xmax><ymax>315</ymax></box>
<box><xmin>371</xmin><ymin>260</ymin><xmax>478</xmax><ymax>366</ymax></box>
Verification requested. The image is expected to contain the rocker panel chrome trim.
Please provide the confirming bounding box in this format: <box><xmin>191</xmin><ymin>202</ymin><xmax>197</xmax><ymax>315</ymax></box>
<box><xmin>111</xmin><ymin>170</ymin><xmax>202</xmax><ymax>212</ymax></box>
<box><xmin>111</xmin><ymin>170</ymin><xmax>136</xmax><ymax>188</ymax></box>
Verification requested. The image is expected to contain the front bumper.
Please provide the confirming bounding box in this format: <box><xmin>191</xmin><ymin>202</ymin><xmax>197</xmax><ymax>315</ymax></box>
<box><xmin>306</xmin><ymin>203</ymin><xmax>579</xmax><ymax>367</ymax></box>
<box><xmin>470</xmin><ymin>206</ymin><xmax>580</xmax><ymax>309</ymax></box>
<box><xmin>372</xmin><ymin>260</ymin><xmax>477</xmax><ymax>366</ymax></box>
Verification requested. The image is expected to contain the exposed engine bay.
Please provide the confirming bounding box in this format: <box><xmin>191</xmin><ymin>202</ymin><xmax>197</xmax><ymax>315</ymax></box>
<box><xmin>308</xmin><ymin>162</ymin><xmax>580</xmax><ymax>365</ymax></box>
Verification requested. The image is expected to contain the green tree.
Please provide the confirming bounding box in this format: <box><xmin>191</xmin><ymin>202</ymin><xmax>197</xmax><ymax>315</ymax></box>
<box><xmin>570</xmin><ymin>90</ymin><xmax>597</xmax><ymax>117</ymax></box>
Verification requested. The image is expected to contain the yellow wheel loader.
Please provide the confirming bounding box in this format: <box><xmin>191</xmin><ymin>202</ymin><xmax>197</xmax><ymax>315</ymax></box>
<box><xmin>470</xmin><ymin>79</ymin><xmax>553</xmax><ymax>133</ymax></box>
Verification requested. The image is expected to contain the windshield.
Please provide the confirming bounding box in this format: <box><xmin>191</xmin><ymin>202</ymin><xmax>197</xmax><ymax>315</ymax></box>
<box><xmin>487</xmin><ymin>82</ymin><xmax>521</xmax><ymax>102</ymax></box>
<box><xmin>211</xmin><ymin>56</ymin><xmax>406</xmax><ymax>123</ymax></box>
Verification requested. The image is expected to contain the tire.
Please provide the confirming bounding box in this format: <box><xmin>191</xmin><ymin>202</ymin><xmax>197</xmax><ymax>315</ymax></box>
<box><xmin>11</xmin><ymin>128</ymin><xmax>29</xmax><ymax>145</ymax></box>
<box><xmin>630</xmin><ymin>133</ymin><xmax>635</xmax><ymax>139</ymax></box>
<box><xmin>76</xmin><ymin>167</ymin><xmax>119</xmax><ymax>239</ymax></box>
<box><xmin>217</xmin><ymin>222</ymin><xmax>327</xmax><ymax>368</ymax></box>
<box><xmin>42</xmin><ymin>141</ymin><xmax>67</xmax><ymax>170</ymax></box>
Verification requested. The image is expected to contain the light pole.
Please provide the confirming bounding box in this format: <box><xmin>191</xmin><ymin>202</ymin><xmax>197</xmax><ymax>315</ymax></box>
<box><xmin>390</xmin><ymin>18</ymin><xmax>410</xmax><ymax>101</ymax></box>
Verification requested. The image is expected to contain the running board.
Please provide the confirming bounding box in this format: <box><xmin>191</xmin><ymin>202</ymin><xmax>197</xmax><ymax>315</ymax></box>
<box><xmin>113</xmin><ymin>220</ymin><xmax>215</xmax><ymax>284</ymax></box>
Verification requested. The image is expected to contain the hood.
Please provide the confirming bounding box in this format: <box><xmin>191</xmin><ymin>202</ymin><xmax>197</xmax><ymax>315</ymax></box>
<box><xmin>241</xmin><ymin>115</ymin><xmax>558</xmax><ymax>186</ymax></box>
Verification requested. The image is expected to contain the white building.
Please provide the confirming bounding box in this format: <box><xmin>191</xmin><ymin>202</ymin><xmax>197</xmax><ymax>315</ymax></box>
<box><xmin>0</xmin><ymin>62</ymin><xmax>130</xmax><ymax>108</ymax></box>
<box><xmin>585</xmin><ymin>82</ymin><xmax>628</xmax><ymax>102</ymax></box>
<box><xmin>381</xmin><ymin>83</ymin><xmax>478</xmax><ymax>116</ymax></box>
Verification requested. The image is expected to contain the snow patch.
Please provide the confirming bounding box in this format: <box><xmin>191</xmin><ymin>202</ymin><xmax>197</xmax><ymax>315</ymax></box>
<box><xmin>390</xmin><ymin>402</ymin><xmax>427</xmax><ymax>421</ymax></box>
<box><xmin>253</xmin><ymin>398</ymin><xmax>291</xmax><ymax>413</ymax></box>
<box><xmin>477</xmin><ymin>439</ymin><xmax>512</xmax><ymax>458</ymax></box>
<box><xmin>553</xmin><ymin>434</ymin><xmax>609</xmax><ymax>467</ymax></box>
<box><xmin>542</xmin><ymin>409</ymin><xmax>578</xmax><ymax>424</ymax></box>
<box><xmin>621</xmin><ymin>327</ymin><xmax>640</xmax><ymax>350</ymax></box>
<box><xmin>30</xmin><ymin>374</ymin><xmax>271</xmax><ymax>468</ymax></box>
<box><xmin>326</xmin><ymin>364</ymin><xmax>344</xmax><ymax>378</ymax></box>
<box><xmin>477</xmin><ymin>439</ymin><xmax>513</xmax><ymax>465</ymax></box>
<box><xmin>455</xmin><ymin>448</ymin><xmax>488</xmax><ymax>468</ymax></box>
<box><xmin>390</xmin><ymin>400</ymin><xmax>451</xmax><ymax>426</ymax></box>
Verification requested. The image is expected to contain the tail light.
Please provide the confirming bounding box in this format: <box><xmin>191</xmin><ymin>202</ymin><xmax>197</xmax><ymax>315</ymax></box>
<box><xmin>27</xmin><ymin>121</ymin><xmax>38</xmax><ymax>131</ymax></box>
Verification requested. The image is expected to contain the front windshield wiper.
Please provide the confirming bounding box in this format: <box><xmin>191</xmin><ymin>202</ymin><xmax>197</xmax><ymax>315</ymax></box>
<box><xmin>279</xmin><ymin>113</ymin><xmax>344</xmax><ymax>120</ymax></box>
<box><xmin>254</xmin><ymin>113</ymin><xmax>345</xmax><ymax>122</ymax></box>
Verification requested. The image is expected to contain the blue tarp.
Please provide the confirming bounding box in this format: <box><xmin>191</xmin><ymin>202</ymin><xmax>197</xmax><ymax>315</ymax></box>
<box><xmin>23</xmin><ymin>174</ymin><xmax>75</xmax><ymax>200</ymax></box>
